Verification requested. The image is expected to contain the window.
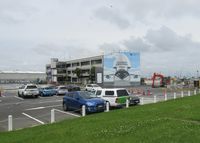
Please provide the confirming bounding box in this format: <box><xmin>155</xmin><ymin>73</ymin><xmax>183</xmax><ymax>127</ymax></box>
<box><xmin>105</xmin><ymin>91</ymin><xmax>114</xmax><ymax>96</ymax></box>
<box><xmin>26</xmin><ymin>85</ymin><xmax>37</xmax><ymax>89</ymax></box>
<box><xmin>96</xmin><ymin>90</ymin><xmax>102</xmax><ymax>96</ymax></box>
<box><xmin>117</xmin><ymin>90</ymin><xmax>129</xmax><ymax>97</ymax></box>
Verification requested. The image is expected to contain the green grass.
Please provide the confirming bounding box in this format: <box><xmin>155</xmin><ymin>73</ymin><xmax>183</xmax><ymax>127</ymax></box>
<box><xmin>1</xmin><ymin>95</ymin><xmax>200</xmax><ymax>143</ymax></box>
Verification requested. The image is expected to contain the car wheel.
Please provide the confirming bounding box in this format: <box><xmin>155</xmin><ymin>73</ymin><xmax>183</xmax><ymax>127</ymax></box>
<box><xmin>22</xmin><ymin>92</ymin><xmax>24</xmax><ymax>98</ymax></box>
<box><xmin>35</xmin><ymin>95</ymin><xmax>38</xmax><ymax>98</ymax></box>
<box><xmin>63</xmin><ymin>103</ymin><xmax>68</xmax><ymax>111</ymax></box>
<box><xmin>18</xmin><ymin>92</ymin><xmax>21</xmax><ymax>97</ymax></box>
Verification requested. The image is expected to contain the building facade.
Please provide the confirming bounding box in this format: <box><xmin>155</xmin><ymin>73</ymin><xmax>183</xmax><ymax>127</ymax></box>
<box><xmin>46</xmin><ymin>56</ymin><xmax>103</xmax><ymax>84</ymax></box>
<box><xmin>46</xmin><ymin>52</ymin><xmax>141</xmax><ymax>87</ymax></box>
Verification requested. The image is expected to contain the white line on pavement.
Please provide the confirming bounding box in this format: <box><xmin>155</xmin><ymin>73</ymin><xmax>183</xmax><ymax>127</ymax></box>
<box><xmin>14</xmin><ymin>96</ymin><xmax>24</xmax><ymax>101</ymax></box>
<box><xmin>26</xmin><ymin>107</ymin><xmax>45</xmax><ymax>111</ymax></box>
<box><xmin>38</xmin><ymin>100</ymin><xmax>62</xmax><ymax>104</ymax></box>
<box><xmin>22</xmin><ymin>113</ymin><xmax>45</xmax><ymax>124</ymax></box>
<box><xmin>54</xmin><ymin>109</ymin><xmax>81</xmax><ymax>117</ymax></box>
<box><xmin>26</xmin><ymin>105</ymin><xmax>61</xmax><ymax>111</ymax></box>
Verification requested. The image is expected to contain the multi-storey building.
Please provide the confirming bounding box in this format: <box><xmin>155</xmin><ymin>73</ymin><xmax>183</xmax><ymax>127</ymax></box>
<box><xmin>46</xmin><ymin>55</ymin><xmax>103</xmax><ymax>84</ymax></box>
<box><xmin>46</xmin><ymin>52</ymin><xmax>141</xmax><ymax>87</ymax></box>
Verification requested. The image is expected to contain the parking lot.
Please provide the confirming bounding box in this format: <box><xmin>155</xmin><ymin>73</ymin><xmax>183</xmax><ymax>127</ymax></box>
<box><xmin>0</xmin><ymin>86</ymin><xmax>199</xmax><ymax>132</ymax></box>
<box><xmin>0</xmin><ymin>91</ymin><xmax>80</xmax><ymax>132</ymax></box>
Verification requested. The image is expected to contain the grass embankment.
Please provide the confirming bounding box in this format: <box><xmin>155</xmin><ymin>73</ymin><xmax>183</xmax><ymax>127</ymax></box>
<box><xmin>1</xmin><ymin>95</ymin><xmax>200</xmax><ymax>143</ymax></box>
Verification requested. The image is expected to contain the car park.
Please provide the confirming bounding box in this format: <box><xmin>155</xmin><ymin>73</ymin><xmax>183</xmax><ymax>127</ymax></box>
<box><xmin>18</xmin><ymin>84</ymin><xmax>39</xmax><ymax>98</ymax></box>
<box><xmin>39</xmin><ymin>86</ymin><xmax>57</xmax><ymax>96</ymax></box>
<box><xmin>56</xmin><ymin>86</ymin><xmax>68</xmax><ymax>95</ymax></box>
<box><xmin>85</xmin><ymin>84</ymin><xmax>102</xmax><ymax>92</ymax></box>
<box><xmin>95</xmin><ymin>88</ymin><xmax>135</xmax><ymax>107</ymax></box>
<box><xmin>63</xmin><ymin>91</ymin><xmax>105</xmax><ymax>114</ymax></box>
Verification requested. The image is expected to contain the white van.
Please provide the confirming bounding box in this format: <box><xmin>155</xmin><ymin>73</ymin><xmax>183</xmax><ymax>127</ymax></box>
<box><xmin>95</xmin><ymin>88</ymin><xmax>130</xmax><ymax>107</ymax></box>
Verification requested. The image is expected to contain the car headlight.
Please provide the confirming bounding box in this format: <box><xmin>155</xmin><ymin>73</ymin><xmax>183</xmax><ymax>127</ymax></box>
<box><xmin>86</xmin><ymin>102</ymin><xmax>95</xmax><ymax>106</ymax></box>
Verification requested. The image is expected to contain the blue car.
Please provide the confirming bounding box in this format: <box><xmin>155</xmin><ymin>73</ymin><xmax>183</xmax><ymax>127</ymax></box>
<box><xmin>39</xmin><ymin>86</ymin><xmax>57</xmax><ymax>96</ymax></box>
<box><xmin>63</xmin><ymin>91</ymin><xmax>106</xmax><ymax>113</ymax></box>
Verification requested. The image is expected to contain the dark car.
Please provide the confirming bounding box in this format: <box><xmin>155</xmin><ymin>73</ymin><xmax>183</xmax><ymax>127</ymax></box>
<box><xmin>66</xmin><ymin>85</ymin><xmax>81</xmax><ymax>92</ymax></box>
<box><xmin>39</xmin><ymin>86</ymin><xmax>57</xmax><ymax>96</ymax></box>
<box><xmin>63</xmin><ymin>91</ymin><xmax>106</xmax><ymax>114</ymax></box>
<box><xmin>129</xmin><ymin>94</ymin><xmax>140</xmax><ymax>105</ymax></box>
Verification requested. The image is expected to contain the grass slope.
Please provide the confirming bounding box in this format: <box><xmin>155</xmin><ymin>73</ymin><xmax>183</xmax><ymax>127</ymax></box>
<box><xmin>1</xmin><ymin>95</ymin><xmax>200</xmax><ymax>143</ymax></box>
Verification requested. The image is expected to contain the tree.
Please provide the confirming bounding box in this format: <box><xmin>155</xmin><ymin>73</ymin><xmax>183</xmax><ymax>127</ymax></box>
<box><xmin>73</xmin><ymin>68</ymin><xmax>82</xmax><ymax>82</ymax></box>
<box><xmin>90</xmin><ymin>66</ymin><xmax>96</xmax><ymax>83</ymax></box>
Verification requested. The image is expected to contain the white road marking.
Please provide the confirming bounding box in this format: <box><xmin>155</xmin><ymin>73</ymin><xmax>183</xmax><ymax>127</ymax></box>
<box><xmin>26</xmin><ymin>105</ymin><xmax>62</xmax><ymax>111</ymax></box>
<box><xmin>38</xmin><ymin>100</ymin><xmax>62</xmax><ymax>104</ymax></box>
<box><xmin>22</xmin><ymin>113</ymin><xmax>45</xmax><ymax>124</ymax></box>
<box><xmin>54</xmin><ymin>109</ymin><xmax>81</xmax><ymax>117</ymax></box>
<box><xmin>26</xmin><ymin>107</ymin><xmax>45</xmax><ymax>111</ymax></box>
<box><xmin>14</xmin><ymin>96</ymin><xmax>24</xmax><ymax>101</ymax></box>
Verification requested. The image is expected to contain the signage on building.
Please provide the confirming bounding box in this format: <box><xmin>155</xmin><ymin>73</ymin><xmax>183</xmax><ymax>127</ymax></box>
<box><xmin>103</xmin><ymin>52</ymin><xmax>140</xmax><ymax>86</ymax></box>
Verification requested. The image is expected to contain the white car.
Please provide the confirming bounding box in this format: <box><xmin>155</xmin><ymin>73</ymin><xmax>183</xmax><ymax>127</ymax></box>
<box><xmin>18</xmin><ymin>84</ymin><xmax>39</xmax><ymax>98</ymax></box>
<box><xmin>56</xmin><ymin>86</ymin><xmax>68</xmax><ymax>95</ymax></box>
<box><xmin>94</xmin><ymin>88</ymin><xmax>130</xmax><ymax>107</ymax></box>
<box><xmin>85</xmin><ymin>84</ymin><xmax>102</xmax><ymax>92</ymax></box>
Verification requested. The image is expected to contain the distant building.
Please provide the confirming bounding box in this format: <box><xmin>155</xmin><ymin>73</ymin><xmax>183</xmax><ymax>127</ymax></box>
<box><xmin>0</xmin><ymin>71</ymin><xmax>46</xmax><ymax>84</ymax></box>
<box><xmin>46</xmin><ymin>52</ymin><xmax>141</xmax><ymax>87</ymax></box>
<box><xmin>46</xmin><ymin>56</ymin><xmax>103</xmax><ymax>85</ymax></box>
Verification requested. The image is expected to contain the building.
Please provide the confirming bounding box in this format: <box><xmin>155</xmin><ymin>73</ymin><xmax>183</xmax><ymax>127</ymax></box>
<box><xmin>46</xmin><ymin>56</ymin><xmax>103</xmax><ymax>84</ymax></box>
<box><xmin>0</xmin><ymin>71</ymin><xmax>46</xmax><ymax>84</ymax></box>
<box><xmin>46</xmin><ymin>52</ymin><xmax>141</xmax><ymax>87</ymax></box>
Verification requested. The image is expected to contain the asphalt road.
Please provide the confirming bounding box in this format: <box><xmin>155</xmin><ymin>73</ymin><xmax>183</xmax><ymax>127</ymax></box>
<box><xmin>0</xmin><ymin>91</ymin><xmax>80</xmax><ymax>132</ymax></box>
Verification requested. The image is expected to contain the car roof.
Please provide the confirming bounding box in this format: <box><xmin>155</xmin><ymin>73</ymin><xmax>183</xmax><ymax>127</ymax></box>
<box><xmin>96</xmin><ymin>88</ymin><xmax>126</xmax><ymax>91</ymax></box>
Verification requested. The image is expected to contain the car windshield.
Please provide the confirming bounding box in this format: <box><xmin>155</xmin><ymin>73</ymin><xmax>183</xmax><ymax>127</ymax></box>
<box><xmin>26</xmin><ymin>85</ymin><xmax>37</xmax><ymax>89</ymax></box>
<box><xmin>79</xmin><ymin>91</ymin><xmax>96</xmax><ymax>99</ymax></box>
<box><xmin>60</xmin><ymin>87</ymin><xmax>67</xmax><ymax>90</ymax></box>
<box><xmin>92</xmin><ymin>84</ymin><xmax>99</xmax><ymax>87</ymax></box>
<box><xmin>117</xmin><ymin>90</ymin><xmax>129</xmax><ymax>97</ymax></box>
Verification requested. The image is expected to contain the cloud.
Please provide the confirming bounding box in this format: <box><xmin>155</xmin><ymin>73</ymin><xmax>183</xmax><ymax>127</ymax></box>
<box><xmin>144</xmin><ymin>26</ymin><xmax>200</xmax><ymax>52</ymax></box>
<box><xmin>122</xmin><ymin>0</ymin><xmax>200</xmax><ymax>21</ymax></box>
<box><xmin>94</xmin><ymin>6</ymin><xmax>130</xmax><ymax>29</ymax></box>
<box><xmin>123</xmin><ymin>37</ymin><xmax>152</xmax><ymax>53</ymax></box>
<box><xmin>122</xmin><ymin>26</ymin><xmax>200</xmax><ymax>53</ymax></box>
<box><xmin>0</xmin><ymin>0</ymin><xmax>38</xmax><ymax>24</ymax></box>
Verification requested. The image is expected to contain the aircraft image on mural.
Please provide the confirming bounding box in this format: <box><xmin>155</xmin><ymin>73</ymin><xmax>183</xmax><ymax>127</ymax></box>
<box><xmin>103</xmin><ymin>52</ymin><xmax>140</xmax><ymax>86</ymax></box>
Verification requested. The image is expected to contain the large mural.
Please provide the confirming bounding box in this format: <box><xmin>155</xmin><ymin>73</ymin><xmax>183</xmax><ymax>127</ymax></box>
<box><xmin>103</xmin><ymin>52</ymin><xmax>140</xmax><ymax>86</ymax></box>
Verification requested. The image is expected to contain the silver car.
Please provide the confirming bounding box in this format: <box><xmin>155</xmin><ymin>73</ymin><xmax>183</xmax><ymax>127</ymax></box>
<box><xmin>18</xmin><ymin>84</ymin><xmax>39</xmax><ymax>98</ymax></box>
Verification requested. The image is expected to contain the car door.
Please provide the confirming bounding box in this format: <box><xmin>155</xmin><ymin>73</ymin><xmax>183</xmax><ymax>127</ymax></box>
<box><xmin>72</xmin><ymin>93</ymin><xmax>82</xmax><ymax>110</ymax></box>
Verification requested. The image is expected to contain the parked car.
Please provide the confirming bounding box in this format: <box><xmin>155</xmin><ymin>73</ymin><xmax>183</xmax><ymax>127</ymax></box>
<box><xmin>85</xmin><ymin>84</ymin><xmax>102</xmax><ymax>92</ymax></box>
<box><xmin>66</xmin><ymin>85</ymin><xmax>81</xmax><ymax>92</ymax></box>
<box><xmin>128</xmin><ymin>94</ymin><xmax>140</xmax><ymax>105</ymax></box>
<box><xmin>18</xmin><ymin>84</ymin><xmax>39</xmax><ymax>98</ymax></box>
<box><xmin>95</xmin><ymin>88</ymin><xmax>138</xmax><ymax>107</ymax></box>
<box><xmin>63</xmin><ymin>91</ymin><xmax>106</xmax><ymax>114</ymax></box>
<box><xmin>56</xmin><ymin>86</ymin><xmax>68</xmax><ymax>95</ymax></box>
<box><xmin>39</xmin><ymin>86</ymin><xmax>57</xmax><ymax>96</ymax></box>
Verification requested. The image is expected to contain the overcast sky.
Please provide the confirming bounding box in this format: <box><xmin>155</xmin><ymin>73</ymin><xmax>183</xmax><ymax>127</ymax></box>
<box><xmin>0</xmin><ymin>0</ymin><xmax>200</xmax><ymax>77</ymax></box>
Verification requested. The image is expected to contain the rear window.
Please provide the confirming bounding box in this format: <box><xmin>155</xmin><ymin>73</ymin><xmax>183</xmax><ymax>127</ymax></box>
<box><xmin>105</xmin><ymin>91</ymin><xmax>114</xmax><ymax>96</ymax></box>
<box><xmin>60</xmin><ymin>87</ymin><xmax>67</xmax><ymax>89</ymax></box>
<box><xmin>26</xmin><ymin>85</ymin><xmax>37</xmax><ymax>89</ymax></box>
<box><xmin>117</xmin><ymin>90</ymin><xmax>129</xmax><ymax>97</ymax></box>
<box><xmin>96</xmin><ymin>90</ymin><xmax>102</xmax><ymax>95</ymax></box>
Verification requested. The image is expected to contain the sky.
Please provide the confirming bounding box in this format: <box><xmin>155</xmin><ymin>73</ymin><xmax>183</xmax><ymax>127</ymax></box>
<box><xmin>0</xmin><ymin>0</ymin><xmax>200</xmax><ymax>77</ymax></box>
